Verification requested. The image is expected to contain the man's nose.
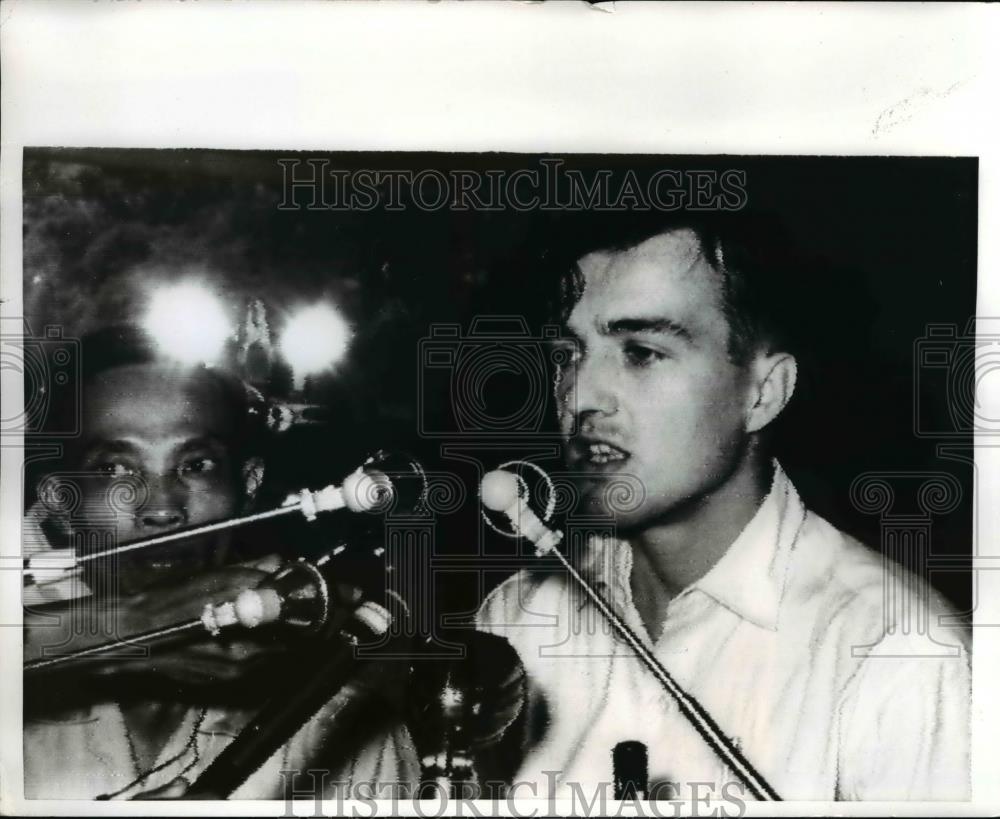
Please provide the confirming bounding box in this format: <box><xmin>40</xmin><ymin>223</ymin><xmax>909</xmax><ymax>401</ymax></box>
<box><xmin>562</xmin><ymin>349</ymin><xmax>619</xmax><ymax>422</ymax></box>
<box><xmin>138</xmin><ymin>474</ymin><xmax>188</xmax><ymax>529</ymax></box>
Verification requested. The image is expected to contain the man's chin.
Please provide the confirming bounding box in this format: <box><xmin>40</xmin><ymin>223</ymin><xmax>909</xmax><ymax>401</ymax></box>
<box><xmin>573</xmin><ymin>473</ymin><xmax>649</xmax><ymax>523</ymax></box>
<box><xmin>583</xmin><ymin>507</ymin><xmax>653</xmax><ymax>537</ymax></box>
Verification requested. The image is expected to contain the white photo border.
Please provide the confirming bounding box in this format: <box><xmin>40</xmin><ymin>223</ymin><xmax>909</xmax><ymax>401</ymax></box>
<box><xmin>2</xmin><ymin>1</ymin><xmax>1000</xmax><ymax>815</ymax></box>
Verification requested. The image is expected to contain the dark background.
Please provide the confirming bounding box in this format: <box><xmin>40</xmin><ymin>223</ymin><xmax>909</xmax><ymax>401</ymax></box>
<box><xmin>23</xmin><ymin>149</ymin><xmax>977</xmax><ymax>623</ymax></box>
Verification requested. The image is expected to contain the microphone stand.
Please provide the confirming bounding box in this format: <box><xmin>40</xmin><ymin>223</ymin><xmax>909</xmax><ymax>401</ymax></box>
<box><xmin>481</xmin><ymin>468</ymin><xmax>782</xmax><ymax>802</ymax></box>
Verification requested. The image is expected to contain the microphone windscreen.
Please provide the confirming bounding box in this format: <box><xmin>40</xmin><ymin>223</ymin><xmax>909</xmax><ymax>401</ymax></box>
<box><xmin>481</xmin><ymin>470</ymin><xmax>522</xmax><ymax>512</ymax></box>
<box><xmin>341</xmin><ymin>468</ymin><xmax>394</xmax><ymax>513</ymax></box>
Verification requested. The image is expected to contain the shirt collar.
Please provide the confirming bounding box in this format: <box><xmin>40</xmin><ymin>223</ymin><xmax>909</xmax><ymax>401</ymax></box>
<box><xmin>690</xmin><ymin>461</ymin><xmax>805</xmax><ymax>631</ymax></box>
<box><xmin>579</xmin><ymin>461</ymin><xmax>806</xmax><ymax>632</ymax></box>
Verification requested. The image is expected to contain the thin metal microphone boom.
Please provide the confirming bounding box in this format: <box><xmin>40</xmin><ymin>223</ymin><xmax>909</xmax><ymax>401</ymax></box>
<box><xmin>74</xmin><ymin>505</ymin><xmax>302</xmax><ymax>565</ymax></box>
<box><xmin>25</xmin><ymin>544</ymin><xmax>372</xmax><ymax>675</ymax></box>
<box><xmin>24</xmin><ymin>619</ymin><xmax>204</xmax><ymax>674</ymax></box>
<box><xmin>70</xmin><ymin>453</ymin><xmax>422</xmax><ymax>566</ymax></box>
<box><xmin>480</xmin><ymin>467</ymin><xmax>782</xmax><ymax>802</ymax></box>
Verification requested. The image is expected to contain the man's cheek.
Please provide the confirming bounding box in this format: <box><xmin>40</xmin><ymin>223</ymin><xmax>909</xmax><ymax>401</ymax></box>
<box><xmin>184</xmin><ymin>482</ymin><xmax>242</xmax><ymax>524</ymax></box>
<box><xmin>555</xmin><ymin>394</ymin><xmax>575</xmax><ymax>434</ymax></box>
<box><xmin>74</xmin><ymin>486</ymin><xmax>136</xmax><ymax>531</ymax></box>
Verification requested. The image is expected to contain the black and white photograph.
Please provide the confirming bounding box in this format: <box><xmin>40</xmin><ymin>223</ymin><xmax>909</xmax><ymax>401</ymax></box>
<box><xmin>2</xmin><ymin>2</ymin><xmax>999</xmax><ymax>816</ymax></box>
<box><xmin>11</xmin><ymin>148</ymin><xmax>976</xmax><ymax>806</ymax></box>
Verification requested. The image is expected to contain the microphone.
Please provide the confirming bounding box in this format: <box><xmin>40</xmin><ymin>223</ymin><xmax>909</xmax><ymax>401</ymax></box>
<box><xmin>361</xmin><ymin>449</ymin><xmax>429</xmax><ymax>515</ymax></box>
<box><xmin>283</xmin><ymin>466</ymin><xmax>391</xmax><ymax>520</ymax></box>
<box><xmin>283</xmin><ymin>450</ymin><xmax>427</xmax><ymax>521</ymax></box>
<box><xmin>207</xmin><ymin>452</ymin><xmax>425</xmax><ymax>637</ymax></box>
<box><xmin>25</xmin><ymin>541</ymin><xmax>396</xmax><ymax>675</ymax></box>
<box><xmin>613</xmin><ymin>740</ymin><xmax>649</xmax><ymax>800</ymax></box>
<box><xmin>183</xmin><ymin>595</ymin><xmax>405</xmax><ymax>800</ymax></box>
<box><xmin>480</xmin><ymin>468</ymin><xmax>563</xmax><ymax>556</ymax></box>
<box><xmin>201</xmin><ymin>537</ymin><xmax>399</xmax><ymax>636</ymax></box>
<box><xmin>64</xmin><ymin>451</ymin><xmax>428</xmax><ymax>574</ymax></box>
<box><xmin>480</xmin><ymin>465</ymin><xmax>782</xmax><ymax>802</ymax></box>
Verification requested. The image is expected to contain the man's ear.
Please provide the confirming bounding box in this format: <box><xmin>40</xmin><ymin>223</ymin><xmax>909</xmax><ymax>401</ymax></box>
<box><xmin>241</xmin><ymin>457</ymin><xmax>265</xmax><ymax>508</ymax></box>
<box><xmin>745</xmin><ymin>352</ymin><xmax>797</xmax><ymax>434</ymax></box>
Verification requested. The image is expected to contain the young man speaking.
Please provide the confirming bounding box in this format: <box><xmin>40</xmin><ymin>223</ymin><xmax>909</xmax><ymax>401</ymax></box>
<box><xmin>476</xmin><ymin>214</ymin><xmax>970</xmax><ymax>801</ymax></box>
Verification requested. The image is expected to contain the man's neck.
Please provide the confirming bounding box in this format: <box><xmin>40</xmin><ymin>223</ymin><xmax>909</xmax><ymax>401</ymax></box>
<box><xmin>628</xmin><ymin>455</ymin><xmax>773</xmax><ymax>641</ymax></box>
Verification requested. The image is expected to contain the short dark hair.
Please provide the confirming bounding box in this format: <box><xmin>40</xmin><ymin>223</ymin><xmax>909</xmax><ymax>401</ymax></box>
<box><xmin>548</xmin><ymin>210</ymin><xmax>810</xmax><ymax>366</ymax></box>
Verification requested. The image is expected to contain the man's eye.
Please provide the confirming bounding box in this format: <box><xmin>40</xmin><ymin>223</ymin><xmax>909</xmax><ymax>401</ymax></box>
<box><xmin>179</xmin><ymin>457</ymin><xmax>218</xmax><ymax>476</ymax></box>
<box><xmin>95</xmin><ymin>462</ymin><xmax>137</xmax><ymax>478</ymax></box>
<box><xmin>623</xmin><ymin>343</ymin><xmax>665</xmax><ymax>368</ymax></box>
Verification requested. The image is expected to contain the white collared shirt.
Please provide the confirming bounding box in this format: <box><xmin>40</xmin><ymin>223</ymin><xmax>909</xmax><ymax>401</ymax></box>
<box><xmin>476</xmin><ymin>464</ymin><xmax>970</xmax><ymax>801</ymax></box>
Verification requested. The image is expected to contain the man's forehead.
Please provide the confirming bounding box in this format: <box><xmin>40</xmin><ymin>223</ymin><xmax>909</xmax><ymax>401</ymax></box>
<box><xmin>83</xmin><ymin>363</ymin><xmax>237</xmax><ymax>442</ymax></box>
<box><xmin>570</xmin><ymin>228</ymin><xmax>723</xmax><ymax>329</ymax></box>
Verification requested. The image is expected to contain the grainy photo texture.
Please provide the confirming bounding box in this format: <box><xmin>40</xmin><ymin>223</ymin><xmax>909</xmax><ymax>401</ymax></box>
<box><xmin>17</xmin><ymin>149</ymin><xmax>974</xmax><ymax>810</ymax></box>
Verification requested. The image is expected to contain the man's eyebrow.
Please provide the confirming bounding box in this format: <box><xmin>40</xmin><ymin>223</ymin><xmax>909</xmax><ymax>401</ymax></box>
<box><xmin>604</xmin><ymin>317</ymin><xmax>693</xmax><ymax>341</ymax></box>
<box><xmin>82</xmin><ymin>438</ymin><xmax>139</xmax><ymax>456</ymax></box>
<box><xmin>173</xmin><ymin>435</ymin><xmax>228</xmax><ymax>455</ymax></box>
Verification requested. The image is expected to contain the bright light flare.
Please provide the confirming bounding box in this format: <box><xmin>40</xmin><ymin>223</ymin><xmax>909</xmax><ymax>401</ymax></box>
<box><xmin>281</xmin><ymin>304</ymin><xmax>352</xmax><ymax>387</ymax></box>
<box><xmin>143</xmin><ymin>283</ymin><xmax>233</xmax><ymax>365</ymax></box>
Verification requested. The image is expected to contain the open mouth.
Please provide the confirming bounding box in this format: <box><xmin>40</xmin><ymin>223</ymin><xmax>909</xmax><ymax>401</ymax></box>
<box><xmin>570</xmin><ymin>438</ymin><xmax>632</xmax><ymax>468</ymax></box>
